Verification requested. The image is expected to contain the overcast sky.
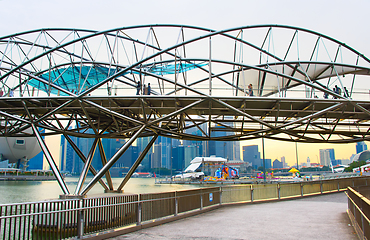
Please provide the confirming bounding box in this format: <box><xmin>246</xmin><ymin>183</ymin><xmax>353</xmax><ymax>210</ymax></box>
<box><xmin>1</xmin><ymin>0</ymin><xmax>369</xmax><ymax>165</ymax></box>
<box><xmin>1</xmin><ymin>0</ymin><xmax>369</xmax><ymax>56</ymax></box>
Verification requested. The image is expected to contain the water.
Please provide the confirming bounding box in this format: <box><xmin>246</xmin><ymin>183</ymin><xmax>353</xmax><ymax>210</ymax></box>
<box><xmin>0</xmin><ymin>177</ymin><xmax>202</xmax><ymax>205</ymax></box>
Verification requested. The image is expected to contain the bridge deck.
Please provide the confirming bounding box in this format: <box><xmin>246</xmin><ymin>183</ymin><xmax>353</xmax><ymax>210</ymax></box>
<box><xmin>1</xmin><ymin>96</ymin><xmax>369</xmax><ymax>142</ymax></box>
<box><xmin>110</xmin><ymin>192</ymin><xmax>356</xmax><ymax>240</ymax></box>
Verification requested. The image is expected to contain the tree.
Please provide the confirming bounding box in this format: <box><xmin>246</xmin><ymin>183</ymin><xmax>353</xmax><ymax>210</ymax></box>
<box><xmin>344</xmin><ymin>161</ymin><xmax>367</xmax><ymax>172</ymax></box>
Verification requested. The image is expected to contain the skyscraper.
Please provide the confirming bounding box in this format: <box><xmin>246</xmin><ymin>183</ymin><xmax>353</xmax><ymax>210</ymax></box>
<box><xmin>137</xmin><ymin>136</ymin><xmax>152</xmax><ymax>170</ymax></box>
<box><xmin>242</xmin><ymin>145</ymin><xmax>261</xmax><ymax>169</ymax></box>
<box><xmin>319</xmin><ymin>148</ymin><xmax>335</xmax><ymax>166</ymax></box>
<box><xmin>356</xmin><ymin>142</ymin><xmax>368</xmax><ymax>154</ymax></box>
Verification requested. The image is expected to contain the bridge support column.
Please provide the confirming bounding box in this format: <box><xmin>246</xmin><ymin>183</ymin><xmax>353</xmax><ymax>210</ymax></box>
<box><xmin>80</xmin><ymin>125</ymin><xmax>146</xmax><ymax>195</ymax></box>
<box><xmin>117</xmin><ymin>134</ymin><xmax>158</xmax><ymax>191</ymax></box>
<box><xmin>63</xmin><ymin>134</ymin><xmax>109</xmax><ymax>191</ymax></box>
<box><xmin>31</xmin><ymin>123</ymin><xmax>69</xmax><ymax>195</ymax></box>
<box><xmin>75</xmin><ymin>138</ymin><xmax>99</xmax><ymax>195</ymax></box>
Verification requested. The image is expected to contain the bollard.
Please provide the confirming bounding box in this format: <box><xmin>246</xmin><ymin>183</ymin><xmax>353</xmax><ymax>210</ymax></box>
<box><xmin>219</xmin><ymin>187</ymin><xmax>222</xmax><ymax>205</ymax></box>
<box><xmin>137</xmin><ymin>202</ymin><xmax>142</xmax><ymax>226</ymax></box>
<box><xmin>200</xmin><ymin>195</ymin><xmax>203</xmax><ymax>210</ymax></box>
<box><xmin>300</xmin><ymin>183</ymin><xmax>303</xmax><ymax>197</ymax></box>
<box><xmin>77</xmin><ymin>199</ymin><xmax>84</xmax><ymax>239</ymax></box>
<box><xmin>175</xmin><ymin>198</ymin><xmax>178</xmax><ymax>216</ymax></box>
<box><xmin>251</xmin><ymin>185</ymin><xmax>254</xmax><ymax>202</ymax></box>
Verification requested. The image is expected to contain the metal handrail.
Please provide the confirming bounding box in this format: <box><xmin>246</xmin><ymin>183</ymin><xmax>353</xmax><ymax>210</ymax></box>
<box><xmin>0</xmin><ymin>176</ymin><xmax>368</xmax><ymax>240</ymax></box>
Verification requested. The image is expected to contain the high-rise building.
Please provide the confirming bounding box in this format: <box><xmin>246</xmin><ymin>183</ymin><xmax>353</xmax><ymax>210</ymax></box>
<box><xmin>319</xmin><ymin>148</ymin><xmax>335</xmax><ymax>166</ymax></box>
<box><xmin>242</xmin><ymin>145</ymin><xmax>261</xmax><ymax>169</ymax></box>
<box><xmin>264</xmin><ymin>159</ymin><xmax>272</xmax><ymax>169</ymax></box>
<box><xmin>184</xmin><ymin>145</ymin><xmax>197</xmax><ymax>167</ymax></box>
<box><xmin>137</xmin><ymin>137</ymin><xmax>152</xmax><ymax>170</ymax></box>
<box><xmin>356</xmin><ymin>142</ymin><xmax>368</xmax><ymax>154</ymax></box>
<box><xmin>28</xmin><ymin>151</ymin><xmax>44</xmax><ymax>170</ymax></box>
<box><xmin>280</xmin><ymin>156</ymin><xmax>287</xmax><ymax>168</ymax></box>
<box><xmin>151</xmin><ymin>144</ymin><xmax>162</xmax><ymax>169</ymax></box>
<box><xmin>273</xmin><ymin>159</ymin><xmax>283</xmax><ymax>169</ymax></box>
<box><xmin>306</xmin><ymin>157</ymin><xmax>311</xmax><ymax>167</ymax></box>
<box><xmin>172</xmin><ymin>145</ymin><xmax>185</xmax><ymax>171</ymax></box>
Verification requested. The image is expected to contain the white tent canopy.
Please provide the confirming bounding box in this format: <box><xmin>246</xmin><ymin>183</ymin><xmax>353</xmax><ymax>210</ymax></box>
<box><xmin>184</xmin><ymin>156</ymin><xmax>227</xmax><ymax>173</ymax></box>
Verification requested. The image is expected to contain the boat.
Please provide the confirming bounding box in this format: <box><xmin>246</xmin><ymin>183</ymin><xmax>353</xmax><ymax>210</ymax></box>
<box><xmin>131</xmin><ymin>172</ymin><xmax>152</xmax><ymax>178</ymax></box>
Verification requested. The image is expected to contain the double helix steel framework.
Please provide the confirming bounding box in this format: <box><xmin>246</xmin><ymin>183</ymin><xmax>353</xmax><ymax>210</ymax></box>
<box><xmin>1</xmin><ymin>24</ymin><xmax>370</xmax><ymax>195</ymax></box>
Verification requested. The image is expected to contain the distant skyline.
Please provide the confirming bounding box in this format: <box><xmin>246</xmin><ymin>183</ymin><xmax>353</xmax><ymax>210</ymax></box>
<box><xmin>2</xmin><ymin>0</ymin><xmax>370</xmax><ymax>167</ymax></box>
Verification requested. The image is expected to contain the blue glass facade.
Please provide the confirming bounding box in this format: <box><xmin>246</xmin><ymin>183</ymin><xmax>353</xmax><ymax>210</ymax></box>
<box><xmin>356</xmin><ymin>142</ymin><xmax>368</xmax><ymax>154</ymax></box>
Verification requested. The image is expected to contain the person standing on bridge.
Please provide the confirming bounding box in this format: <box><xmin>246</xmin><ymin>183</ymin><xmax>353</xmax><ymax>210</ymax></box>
<box><xmin>147</xmin><ymin>83</ymin><xmax>151</xmax><ymax>95</ymax></box>
<box><xmin>248</xmin><ymin>84</ymin><xmax>254</xmax><ymax>96</ymax></box>
<box><xmin>136</xmin><ymin>81</ymin><xmax>141</xmax><ymax>95</ymax></box>
<box><xmin>143</xmin><ymin>84</ymin><xmax>147</xmax><ymax>95</ymax></box>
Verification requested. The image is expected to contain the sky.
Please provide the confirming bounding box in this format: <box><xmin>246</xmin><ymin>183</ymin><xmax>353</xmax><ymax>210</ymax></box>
<box><xmin>1</xmin><ymin>0</ymin><xmax>369</xmax><ymax>166</ymax></box>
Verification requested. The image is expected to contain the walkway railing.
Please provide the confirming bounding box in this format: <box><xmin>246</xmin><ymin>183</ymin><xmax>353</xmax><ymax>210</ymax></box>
<box><xmin>0</xmin><ymin>176</ymin><xmax>368</xmax><ymax>239</ymax></box>
<box><xmin>346</xmin><ymin>186</ymin><xmax>370</xmax><ymax>239</ymax></box>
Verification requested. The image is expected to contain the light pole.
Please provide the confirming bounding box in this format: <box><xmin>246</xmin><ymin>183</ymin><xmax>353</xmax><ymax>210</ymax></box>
<box><xmin>295</xmin><ymin>142</ymin><xmax>299</xmax><ymax>170</ymax></box>
<box><xmin>262</xmin><ymin>136</ymin><xmax>266</xmax><ymax>183</ymax></box>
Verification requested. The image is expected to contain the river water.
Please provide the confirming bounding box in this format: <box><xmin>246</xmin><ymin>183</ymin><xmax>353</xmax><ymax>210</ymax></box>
<box><xmin>0</xmin><ymin>177</ymin><xmax>203</xmax><ymax>205</ymax></box>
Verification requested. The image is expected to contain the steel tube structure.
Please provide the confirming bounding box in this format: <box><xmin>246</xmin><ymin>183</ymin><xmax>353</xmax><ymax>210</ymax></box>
<box><xmin>31</xmin><ymin>123</ymin><xmax>69</xmax><ymax>194</ymax></box>
<box><xmin>0</xmin><ymin>24</ymin><xmax>370</xmax><ymax>194</ymax></box>
<box><xmin>117</xmin><ymin>135</ymin><xmax>158</xmax><ymax>191</ymax></box>
<box><xmin>81</xmin><ymin>125</ymin><xmax>146</xmax><ymax>195</ymax></box>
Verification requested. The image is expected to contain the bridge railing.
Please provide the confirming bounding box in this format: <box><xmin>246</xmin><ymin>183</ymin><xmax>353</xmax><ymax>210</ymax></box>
<box><xmin>0</xmin><ymin>176</ymin><xmax>368</xmax><ymax>239</ymax></box>
<box><xmin>346</xmin><ymin>186</ymin><xmax>370</xmax><ymax>240</ymax></box>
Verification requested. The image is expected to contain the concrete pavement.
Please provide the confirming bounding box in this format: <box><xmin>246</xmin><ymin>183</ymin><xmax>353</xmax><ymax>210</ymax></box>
<box><xmin>109</xmin><ymin>192</ymin><xmax>357</xmax><ymax>240</ymax></box>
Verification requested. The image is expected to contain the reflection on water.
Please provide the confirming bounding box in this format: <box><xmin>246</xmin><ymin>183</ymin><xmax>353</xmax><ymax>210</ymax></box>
<box><xmin>0</xmin><ymin>177</ymin><xmax>202</xmax><ymax>204</ymax></box>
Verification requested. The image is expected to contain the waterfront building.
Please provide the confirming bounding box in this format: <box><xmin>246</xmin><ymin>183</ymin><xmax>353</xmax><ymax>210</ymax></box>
<box><xmin>208</xmin><ymin>121</ymin><xmax>241</xmax><ymax>161</ymax></box>
<box><xmin>356</xmin><ymin>141</ymin><xmax>368</xmax><ymax>154</ymax></box>
<box><xmin>28</xmin><ymin>151</ymin><xmax>44</xmax><ymax>170</ymax></box>
<box><xmin>184</xmin><ymin>145</ymin><xmax>197</xmax><ymax>167</ymax></box>
<box><xmin>242</xmin><ymin>145</ymin><xmax>261</xmax><ymax>169</ymax></box>
<box><xmin>264</xmin><ymin>159</ymin><xmax>272</xmax><ymax>169</ymax></box>
<box><xmin>332</xmin><ymin>159</ymin><xmax>341</xmax><ymax>166</ymax></box>
<box><xmin>137</xmin><ymin>137</ymin><xmax>152</xmax><ymax>170</ymax></box>
<box><xmin>183</xmin><ymin>126</ymin><xmax>207</xmax><ymax>157</ymax></box>
<box><xmin>319</xmin><ymin>148</ymin><xmax>335</xmax><ymax>167</ymax></box>
<box><xmin>281</xmin><ymin>156</ymin><xmax>287</xmax><ymax>168</ymax></box>
<box><xmin>151</xmin><ymin>144</ymin><xmax>162</xmax><ymax>169</ymax></box>
<box><xmin>273</xmin><ymin>159</ymin><xmax>283</xmax><ymax>169</ymax></box>
<box><xmin>341</xmin><ymin>159</ymin><xmax>351</xmax><ymax>165</ymax></box>
<box><xmin>172</xmin><ymin>145</ymin><xmax>185</xmax><ymax>171</ymax></box>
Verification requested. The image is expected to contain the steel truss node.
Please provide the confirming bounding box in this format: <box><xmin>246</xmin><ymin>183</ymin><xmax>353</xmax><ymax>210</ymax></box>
<box><xmin>1</xmin><ymin>24</ymin><xmax>370</xmax><ymax>194</ymax></box>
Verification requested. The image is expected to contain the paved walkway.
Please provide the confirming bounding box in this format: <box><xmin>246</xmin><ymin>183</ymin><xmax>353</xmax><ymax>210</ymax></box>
<box><xmin>110</xmin><ymin>192</ymin><xmax>357</xmax><ymax>240</ymax></box>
